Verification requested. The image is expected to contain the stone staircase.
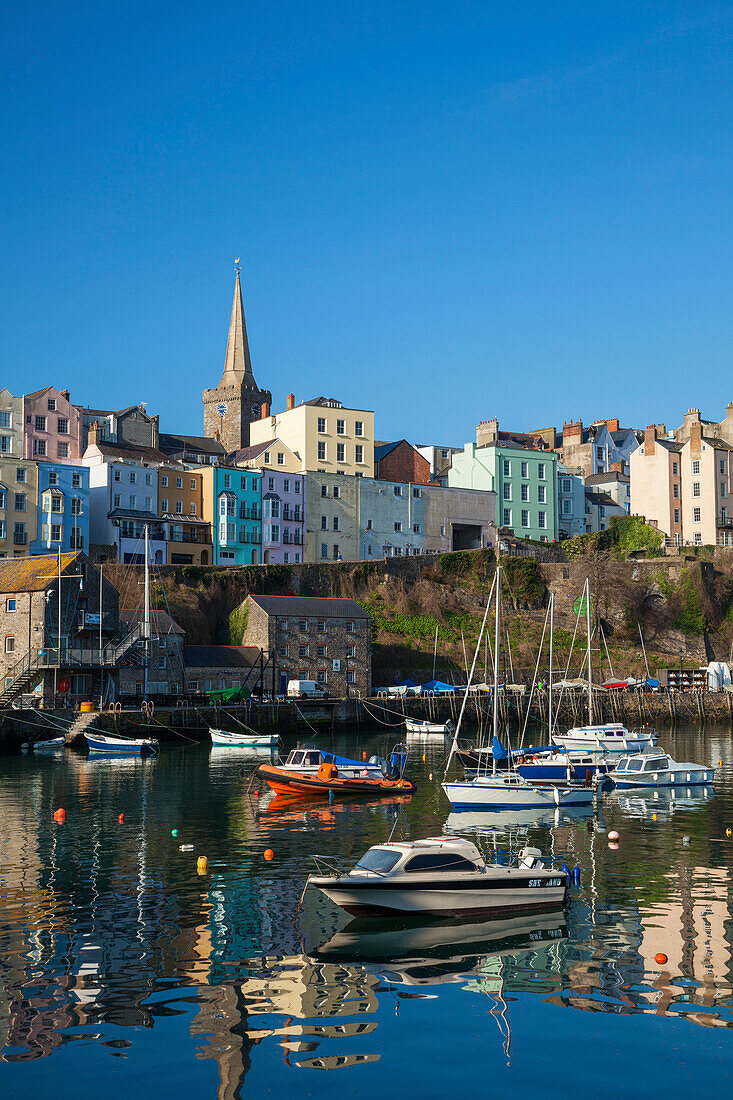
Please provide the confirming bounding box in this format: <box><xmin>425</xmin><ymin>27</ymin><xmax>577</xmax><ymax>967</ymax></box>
<box><xmin>65</xmin><ymin>710</ymin><xmax>99</xmax><ymax>744</ymax></box>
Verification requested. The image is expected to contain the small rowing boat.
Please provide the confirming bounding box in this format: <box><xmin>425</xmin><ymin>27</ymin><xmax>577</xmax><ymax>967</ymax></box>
<box><xmin>85</xmin><ymin>732</ymin><xmax>159</xmax><ymax>756</ymax></box>
<box><xmin>405</xmin><ymin>718</ymin><xmax>454</xmax><ymax>736</ymax></box>
<box><xmin>21</xmin><ymin>736</ymin><xmax>66</xmax><ymax>753</ymax></box>
<box><xmin>210</xmin><ymin>728</ymin><xmax>278</xmax><ymax>748</ymax></box>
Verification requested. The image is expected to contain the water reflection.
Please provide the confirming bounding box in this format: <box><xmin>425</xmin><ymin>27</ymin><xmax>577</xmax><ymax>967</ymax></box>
<box><xmin>0</xmin><ymin>727</ymin><xmax>731</xmax><ymax>1097</ymax></box>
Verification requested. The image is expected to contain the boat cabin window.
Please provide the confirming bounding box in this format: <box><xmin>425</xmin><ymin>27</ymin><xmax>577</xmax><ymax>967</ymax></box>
<box><xmin>305</xmin><ymin>751</ymin><xmax>322</xmax><ymax>765</ymax></box>
<box><xmin>404</xmin><ymin>853</ymin><xmax>477</xmax><ymax>872</ymax></box>
<box><xmin>627</xmin><ymin>758</ymin><xmax>644</xmax><ymax>771</ymax></box>
<box><xmin>354</xmin><ymin>849</ymin><xmax>401</xmax><ymax>874</ymax></box>
<box><xmin>289</xmin><ymin>751</ymin><xmax>304</xmax><ymax>764</ymax></box>
<box><xmin>643</xmin><ymin>757</ymin><xmax>668</xmax><ymax>771</ymax></box>
<box><xmin>616</xmin><ymin>758</ymin><xmax>629</xmax><ymax>770</ymax></box>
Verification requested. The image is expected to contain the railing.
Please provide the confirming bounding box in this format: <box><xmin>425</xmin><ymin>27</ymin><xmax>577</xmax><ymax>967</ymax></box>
<box><xmin>718</xmin><ymin>514</ymin><xmax>733</xmax><ymax>528</ymax></box>
<box><xmin>168</xmin><ymin>530</ymin><xmax>211</xmax><ymax>544</ymax></box>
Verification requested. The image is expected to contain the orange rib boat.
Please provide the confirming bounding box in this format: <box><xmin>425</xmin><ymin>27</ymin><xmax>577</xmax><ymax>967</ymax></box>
<box><xmin>257</xmin><ymin>760</ymin><xmax>415</xmax><ymax>799</ymax></box>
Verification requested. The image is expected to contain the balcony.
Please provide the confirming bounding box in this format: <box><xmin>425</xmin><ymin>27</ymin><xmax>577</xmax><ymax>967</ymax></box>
<box><xmin>718</xmin><ymin>512</ymin><xmax>733</xmax><ymax>529</ymax></box>
<box><xmin>167</xmin><ymin>528</ymin><xmax>211</xmax><ymax>545</ymax></box>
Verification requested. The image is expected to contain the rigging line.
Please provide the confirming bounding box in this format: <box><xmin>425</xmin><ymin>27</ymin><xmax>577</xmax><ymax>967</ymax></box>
<box><xmin>518</xmin><ymin>600</ymin><xmax>551</xmax><ymax>750</ymax></box>
<box><xmin>443</xmin><ymin>570</ymin><xmax>498</xmax><ymax>780</ymax></box>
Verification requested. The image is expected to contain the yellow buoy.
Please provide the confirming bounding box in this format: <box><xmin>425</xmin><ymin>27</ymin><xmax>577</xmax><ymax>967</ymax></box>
<box><xmin>422</xmin><ymin>754</ymin><xmax>426</xmax><ymax>763</ymax></box>
<box><xmin>197</xmin><ymin>856</ymin><xmax>209</xmax><ymax>874</ymax></box>
<box><xmin>652</xmin><ymin>813</ymin><xmax>657</xmax><ymax>821</ymax></box>
<box><xmin>727</xmin><ymin>828</ymin><xmax>732</xmax><ymax>838</ymax></box>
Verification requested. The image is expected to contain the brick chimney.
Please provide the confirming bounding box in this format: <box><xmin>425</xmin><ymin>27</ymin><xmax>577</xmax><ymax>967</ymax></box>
<box><xmin>476</xmin><ymin>417</ymin><xmax>499</xmax><ymax>447</ymax></box>
<box><xmin>684</xmin><ymin>408</ymin><xmax>701</xmax><ymax>428</ymax></box>
<box><xmin>690</xmin><ymin>418</ymin><xmax>702</xmax><ymax>457</ymax></box>
<box><xmin>604</xmin><ymin>417</ymin><xmax>619</xmax><ymax>432</ymax></box>
<box><xmin>60</xmin><ymin>389</ymin><xmax>70</xmax><ymax>402</ymax></box>
<box><xmin>644</xmin><ymin>425</ymin><xmax>656</xmax><ymax>456</ymax></box>
<box><xmin>563</xmin><ymin>419</ymin><xmax>583</xmax><ymax>440</ymax></box>
<box><xmin>610</xmin><ymin>461</ymin><xmax>624</xmax><ymax>473</ymax></box>
<box><xmin>286</xmin><ymin>393</ymin><xmax>295</xmax><ymax>411</ymax></box>
<box><xmin>260</xmin><ymin>402</ymin><xmax>270</xmax><ymax>419</ymax></box>
<box><xmin>87</xmin><ymin>421</ymin><xmax>101</xmax><ymax>448</ymax></box>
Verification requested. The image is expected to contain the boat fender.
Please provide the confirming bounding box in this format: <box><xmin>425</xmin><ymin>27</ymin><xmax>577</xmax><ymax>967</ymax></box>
<box><xmin>560</xmin><ymin>864</ymin><xmax>570</xmax><ymax>877</ymax></box>
<box><xmin>573</xmin><ymin>866</ymin><xmax>581</xmax><ymax>886</ymax></box>
<box><xmin>328</xmin><ymin>789</ymin><xmax>335</xmax><ymax>804</ymax></box>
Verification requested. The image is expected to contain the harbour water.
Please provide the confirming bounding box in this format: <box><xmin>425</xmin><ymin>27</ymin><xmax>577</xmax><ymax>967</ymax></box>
<box><xmin>0</xmin><ymin>724</ymin><xmax>731</xmax><ymax>1098</ymax></box>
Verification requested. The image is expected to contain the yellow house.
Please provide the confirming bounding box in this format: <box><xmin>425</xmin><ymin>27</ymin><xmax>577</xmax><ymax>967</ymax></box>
<box><xmin>0</xmin><ymin>460</ymin><xmax>38</xmax><ymax>557</ymax></box>
<box><xmin>249</xmin><ymin>394</ymin><xmax>374</xmax><ymax>477</ymax></box>
<box><xmin>227</xmin><ymin>436</ymin><xmax>301</xmax><ymax>474</ymax></box>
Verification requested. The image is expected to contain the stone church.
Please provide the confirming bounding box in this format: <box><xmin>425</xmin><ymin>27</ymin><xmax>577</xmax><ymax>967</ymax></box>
<box><xmin>203</xmin><ymin>270</ymin><xmax>272</xmax><ymax>450</ymax></box>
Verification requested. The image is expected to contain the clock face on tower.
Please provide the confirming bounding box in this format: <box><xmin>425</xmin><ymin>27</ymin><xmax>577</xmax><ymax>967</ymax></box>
<box><xmin>250</xmin><ymin>402</ymin><xmax>263</xmax><ymax>418</ymax></box>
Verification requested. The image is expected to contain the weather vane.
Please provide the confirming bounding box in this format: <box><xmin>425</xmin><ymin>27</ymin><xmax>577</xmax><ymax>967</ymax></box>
<box><xmin>234</xmin><ymin>257</ymin><xmax>241</xmax><ymax>272</ymax></box>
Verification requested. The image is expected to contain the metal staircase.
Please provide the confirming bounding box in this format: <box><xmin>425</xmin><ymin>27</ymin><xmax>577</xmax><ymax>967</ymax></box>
<box><xmin>0</xmin><ymin>623</ymin><xmax>147</xmax><ymax>709</ymax></box>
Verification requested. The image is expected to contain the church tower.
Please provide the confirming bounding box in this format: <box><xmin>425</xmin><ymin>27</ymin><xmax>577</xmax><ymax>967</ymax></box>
<box><xmin>203</xmin><ymin>268</ymin><xmax>272</xmax><ymax>450</ymax></box>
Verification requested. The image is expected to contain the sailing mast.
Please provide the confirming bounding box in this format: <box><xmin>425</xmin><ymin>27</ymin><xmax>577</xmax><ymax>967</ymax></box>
<box><xmin>548</xmin><ymin>592</ymin><xmax>554</xmax><ymax>740</ymax></box>
<box><xmin>585</xmin><ymin>577</ymin><xmax>593</xmax><ymax>726</ymax></box>
<box><xmin>143</xmin><ymin>524</ymin><xmax>150</xmax><ymax>697</ymax></box>
<box><xmin>492</xmin><ymin>565</ymin><xmax>501</xmax><ymax>776</ymax></box>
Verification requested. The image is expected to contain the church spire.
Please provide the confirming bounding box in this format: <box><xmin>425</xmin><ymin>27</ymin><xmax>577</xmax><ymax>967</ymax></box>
<box><xmin>220</xmin><ymin>268</ymin><xmax>254</xmax><ymax>385</ymax></box>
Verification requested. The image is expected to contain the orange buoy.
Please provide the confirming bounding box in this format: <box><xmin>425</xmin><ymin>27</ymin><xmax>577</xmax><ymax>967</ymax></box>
<box><xmin>264</xmin><ymin>848</ymin><xmax>274</xmax><ymax>861</ymax></box>
<box><xmin>118</xmin><ymin>813</ymin><xmax>124</xmax><ymax>823</ymax></box>
<box><xmin>254</xmin><ymin>789</ymin><xmax>260</xmax><ymax>797</ymax></box>
<box><xmin>362</xmin><ymin>751</ymin><xmax>367</xmax><ymax>760</ymax></box>
<box><xmin>655</xmin><ymin>952</ymin><xmax>668</xmax><ymax>965</ymax></box>
<box><xmin>54</xmin><ymin>808</ymin><xmax>65</xmax><ymax>823</ymax></box>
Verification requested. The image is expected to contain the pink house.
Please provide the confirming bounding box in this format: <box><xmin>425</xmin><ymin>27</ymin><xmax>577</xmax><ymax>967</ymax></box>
<box><xmin>24</xmin><ymin>386</ymin><xmax>84</xmax><ymax>464</ymax></box>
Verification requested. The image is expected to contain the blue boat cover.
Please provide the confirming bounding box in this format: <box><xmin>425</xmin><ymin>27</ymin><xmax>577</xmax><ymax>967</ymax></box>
<box><xmin>421</xmin><ymin>679</ymin><xmax>464</xmax><ymax>693</ymax></box>
<box><xmin>492</xmin><ymin>735</ymin><xmax>508</xmax><ymax>760</ymax></box>
<box><xmin>394</xmin><ymin>678</ymin><xmax>418</xmax><ymax>687</ymax></box>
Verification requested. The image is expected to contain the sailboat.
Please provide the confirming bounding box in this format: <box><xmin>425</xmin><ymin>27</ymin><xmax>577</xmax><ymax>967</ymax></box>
<box><xmin>551</xmin><ymin>579</ymin><xmax>656</xmax><ymax>754</ymax></box>
<box><xmin>442</xmin><ymin>568</ymin><xmax>595</xmax><ymax>811</ymax></box>
<box><xmin>85</xmin><ymin>525</ymin><xmax>159</xmax><ymax>758</ymax></box>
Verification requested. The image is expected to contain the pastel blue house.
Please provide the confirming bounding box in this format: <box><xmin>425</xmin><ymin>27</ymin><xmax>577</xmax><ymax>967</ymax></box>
<box><xmin>208</xmin><ymin>465</ymin><xmax>261</xmax><ymax>565</ymax></box>
<box><xmin>31</xmin><ymin>462</ymin><xmax>90</xmax><ymax>555</ymax></box>
<box><xmin>557</xmin><ymin>465</ymin><xmax>586</xmax><ymax>538</ymax></box>
<box><xmin>358</xmin><ymin>477</ymin><xmax>426</xmax><ymax>558</ymax></box>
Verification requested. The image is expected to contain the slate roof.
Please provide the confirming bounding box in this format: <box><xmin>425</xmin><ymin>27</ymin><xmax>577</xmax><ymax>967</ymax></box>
<box><xmin>89</xmin><ymin>440</ymin><xmax>170</xmax><ymax>463</ymax></box>
<box><xmin>159</xmin><ymin>433</ymin><xmax>226</xmax><ymax>457</ymax></box>
<box><xmin>374</xmin><ymin>440</ymin><xmax>403</xmax><ymax>462</ymax></box>
<box><xmin>0</xmin><ymin>552</ymin><xmax>80</xmax><ymax>593</ymax></box>
<box><xmin>585</xmin><ymin>490</ymin><xmax>620</xmax><ymax>507</ymax></box>
<box><xmin>184</xmin><ymin>645</ymin><xmax>261</xmax><ymax>668</ymax></box>
<box><xmin>120</xmin><ymin>609</ymin><xmax>184</xmax><ymax>634</ymax></box>
<box><xmin>247</xmin><ymin>594</ymin><xmax>369</xmax><ymax>619</ymax></box>
<box><xmin>585</xmin><ymin>472</ymin><xmax>630</xmax><ymax>485</ymax></box>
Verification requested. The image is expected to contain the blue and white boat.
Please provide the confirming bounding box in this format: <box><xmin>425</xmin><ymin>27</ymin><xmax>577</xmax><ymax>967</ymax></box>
<box><xmin>608</xmin><ymin>750</ymin><xmax>714</xmax><ymax>788</ymax></box>
<box><xmin>210</xmin><ymin>728</ymin><xmax>278</xmax><ymax>748</ymax></box>
<box><xmin>85</xmin><ymin>732</ymin><xmax>159</xmax><ymax>756</ymax></box>
<box><xmin>516</xmin><ymin>750</ymin><xmax>615</xmax><ymax>783</ymax></box>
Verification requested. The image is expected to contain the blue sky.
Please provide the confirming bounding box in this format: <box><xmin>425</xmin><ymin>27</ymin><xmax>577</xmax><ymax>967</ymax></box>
<box><xmin>3</xmin><ymin>2</ymin><xmax>733</xmax><ymax>445</ymax></box>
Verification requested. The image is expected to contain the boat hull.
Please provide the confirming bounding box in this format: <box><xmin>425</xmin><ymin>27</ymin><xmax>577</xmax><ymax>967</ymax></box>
<box><xmin>210</xmin><ymin>728</ymin><xmax>278</xmax><ymax>747</ymax></box>
<box><xmin>405</xmin><ymin>720</ymin><xmax>450</xmax><ymax>735</ymax></box>
<box><xmin>442</xmin><ymin>778</ymin><xmax>594</xmax><ymax>810</ymax></box>
<box><xmin>553</xmin><ymin>725</ymin><xmax>656</xmax><ymax>753</ymax></box>
<box><xmin>258</xmin><ymin>764</ymin><xmax>414</xmax><ymax>798</ymax></box>
<box><xmin>311</xmin><ymin>874</ymin><xmax>568</xmax><ymax>918</ymax></box>
<box><xmin>612</xmin><ymin>766</ymin><xmax>714</xmax><ymax>788</ymax></box>
<box><xmin>85</xmin><ymin>733</ymin><xmax>159</xmax><ymax>756</ymax></box>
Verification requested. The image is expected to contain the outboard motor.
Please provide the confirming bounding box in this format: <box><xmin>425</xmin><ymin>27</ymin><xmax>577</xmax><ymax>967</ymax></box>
<box><xmin>519</xmin><ymin>846</ymin><xmax>544</xmax><ymax>870</ymax></box>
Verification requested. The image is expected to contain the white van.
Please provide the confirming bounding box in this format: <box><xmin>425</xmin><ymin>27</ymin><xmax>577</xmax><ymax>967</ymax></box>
<box><xmin>287</xmin><ymin>679</ymin><xmax>330</xmax><ymax>699</ymax></box>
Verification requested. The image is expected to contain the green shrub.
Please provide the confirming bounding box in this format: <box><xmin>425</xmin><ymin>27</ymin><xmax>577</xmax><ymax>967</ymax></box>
<box><xmin>229</xmin><ymin>604</ymin><xmax>249</xmax><ymax>645</ymax></box>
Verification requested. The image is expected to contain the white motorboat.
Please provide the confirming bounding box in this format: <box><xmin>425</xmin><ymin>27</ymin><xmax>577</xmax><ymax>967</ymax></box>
<box><xmin>84</xmin><ymin>732</ymin><xmax>159</xmax><ymax>756</ymax></box>
<box><xmin>443</xmin><ymin>769</ymin><xmax>595</xmax><ymax>810</ymax></box>
<box><xmin>210</xmin><ymin>728</ymin><xmax>278</xmax><ymax>748</ymax></box>
<box><xmin>21</xmin><ymin>736</ymin><xmax>66</xmax><ymax>753</ymax></box>
<box><xmin>608</xmin><ymin>750</ymin><xmax>714</xmax><ymax>788</ymax></box>
<box><xmin>553</xmin><ymin>722</ymin><xmax>657</xmax><ymax>753</ymax></box>
<box><xmin>405</xmin><ymin>718</ymin><xmax>454</xmax><ymax>736</ymax></box>
<box><xmin>308</xmin><ymin>837</ymin><xmax>568</xmax><ymax>917</ymax></box>
<box><xmin>444</xmin><ymin>804</ymin><xmax>595</xmax><ymax>832</ymax></box>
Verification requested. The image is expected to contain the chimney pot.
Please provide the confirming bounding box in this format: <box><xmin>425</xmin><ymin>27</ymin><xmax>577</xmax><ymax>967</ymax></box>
<box><xmin>286</xmin><ymin>393</ymin><xmax>295</xmax><ymax>411</ymax></box>
<box><xmin>261</xmin><ymin>402</ymin><xmax>270</xmax><ymax>420</ymax></box>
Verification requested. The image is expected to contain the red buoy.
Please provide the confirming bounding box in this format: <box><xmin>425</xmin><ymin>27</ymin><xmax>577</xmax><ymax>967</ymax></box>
<box><xmin>655</xmin><ymin>952</ymin><xmax>668</xmax><ymax>965</ymax></box>
<box><xmin>264</xmin><ymin>849</ymin><xmax>274</xmax><ymax>861</ymax></box>
<box><xmin>118</xmin><ymin>813</ymin><xmax>124</xmax><ymax>824</ymax></box>
<box><xmin>54</xmin><ymin>808</ymin><xmax>65</xmax><ymax>823</ymax></box>
<box><xmin>254</xmin><ymin>789</ymin><xmax>260</xmax><ymax>797</ymax></box>
<box><xmin>362</xmin><ymin>751</ymin><xmax>367</xmax><ymax>760</ymax></box>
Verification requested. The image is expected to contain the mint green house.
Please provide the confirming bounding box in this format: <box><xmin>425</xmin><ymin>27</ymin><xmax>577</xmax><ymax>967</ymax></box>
<box><xmin>449</xmin><ymin>442</ymin><xmax>558</xmax><ymax>542</ymax></box>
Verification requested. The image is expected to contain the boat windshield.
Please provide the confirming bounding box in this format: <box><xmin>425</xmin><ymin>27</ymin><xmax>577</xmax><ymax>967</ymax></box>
<box><xmin>643</xmin><ymin>757</ymin><xmax>668</xmax><ymax>771</ymax></box>
<box><xmin>616</xmin><ymin>758</ymin><xmax>629</xmax><ymax>770</ymax></box>
<box><xmin>627</xmin><ymin>758</ymin><xmax>644</xmax><ymax>771</ymax></box>
<box><xmin>354</xmin><ymin>849</ymin><xmax>402</xmax><ymax>875</ymax></box>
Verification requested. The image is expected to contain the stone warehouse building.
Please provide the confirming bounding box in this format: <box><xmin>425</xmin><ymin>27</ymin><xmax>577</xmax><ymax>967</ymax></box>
<box><xmin>241</xmin><ymin>594</ymin><xmax>371</xmax><ymax>696</ymax></box>
<box><xmin>0</xmin><ymin>552</ymin><xmax>123</xmax><ymax>706</ymax></box>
